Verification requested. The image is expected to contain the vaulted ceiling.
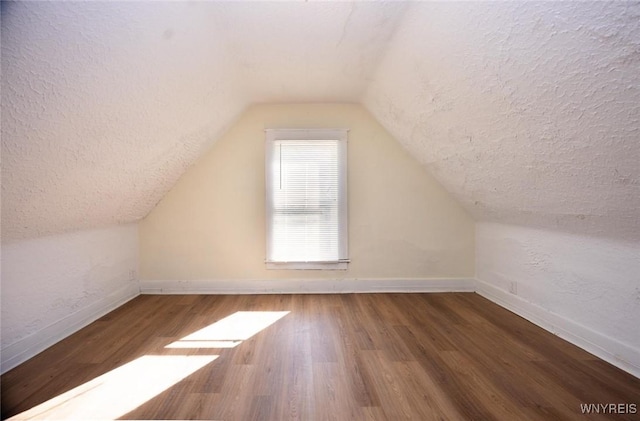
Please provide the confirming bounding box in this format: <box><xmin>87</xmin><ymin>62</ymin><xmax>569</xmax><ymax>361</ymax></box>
<box><xmin>2</xmin><ymin>1</ymin><xmax>639</xmax><ymax>243</ymax></box>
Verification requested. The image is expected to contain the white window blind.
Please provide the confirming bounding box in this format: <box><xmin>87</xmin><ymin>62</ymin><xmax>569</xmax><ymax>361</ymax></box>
<box><xmin>265</xmin><ymin>129</ymin><xmax>348</xmax><ymax>269</ymax></box>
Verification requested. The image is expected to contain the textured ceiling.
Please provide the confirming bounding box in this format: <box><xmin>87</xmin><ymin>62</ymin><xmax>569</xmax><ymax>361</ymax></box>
<box><xmin>1</xmin><ymin>1</ymin><xmax>407</xmax><ymax>242</ymax></box>
<box><xmin>364</xmin><ymin>1</ymin><xmax>640</xmax><ymax>241</ymax></box>
<box><xmin>1</xmin><ymin>2</ymin><xmax>247</xmax><ymax>241</ymax></box>
<box><xmin>2</xmin><ymin>1</ymin><xmax>639</xmax><ymax>242</ymax></box>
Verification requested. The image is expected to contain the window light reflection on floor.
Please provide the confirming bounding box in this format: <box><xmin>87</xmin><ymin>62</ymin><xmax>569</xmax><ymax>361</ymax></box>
<box><xmin>8</xmin><ymin>355</ymin><xmax>217</xmax><ymax>420</ymax></box>
<box><xmin>165</xmin><ymin>311</ymin><xmax>290</xmax><ymax>349</ymax></box>
<box><xmin>165</xmin><ymin>339</ymin><xmax>242</xmax><ymax>349</ymax></box>
<box><xmin>9</xmin><ymin>311</ymin><xmax>291</xmax><ymax>420</ymax></box>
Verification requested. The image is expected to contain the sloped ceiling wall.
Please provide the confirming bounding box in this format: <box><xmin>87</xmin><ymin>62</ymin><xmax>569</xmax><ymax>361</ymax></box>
<box><xmin>2</xmin><ymin>1</ymin><xmax>639</xmax><ymax>242</ymax></box>
<box><xmin>364</xmin><ymin>1</ymin><xmax>640</xmax><ymax>242</ymax></box>
<box><xmin>1</xmin><ymin>2</ymin><xmax>247</xmax><ymax>241</ymax></box>
<box><xmin>1</xmin><ymin>1</ymin><xmax>407</xmax><ymax>241</ymax></box>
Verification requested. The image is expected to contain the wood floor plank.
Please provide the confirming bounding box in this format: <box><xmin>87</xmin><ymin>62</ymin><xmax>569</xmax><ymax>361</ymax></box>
<box><xmin>2</xmin><ymin>293</ymin><xmax>639</xmax><ymax>420</ymax></box>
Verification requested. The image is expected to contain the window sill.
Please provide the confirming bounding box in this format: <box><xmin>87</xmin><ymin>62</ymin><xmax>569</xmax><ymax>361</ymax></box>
<box><xmin>265</xmin><ymin>261</ymin><xmax>349</xmax><ymax>270</ymax></box>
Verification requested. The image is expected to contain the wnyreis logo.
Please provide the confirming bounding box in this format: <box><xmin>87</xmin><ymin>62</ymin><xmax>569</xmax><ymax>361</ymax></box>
<box><xmin>580</xmin><ymin>403</ymin><xmax>637</xmax><ymax>414</ymax></box>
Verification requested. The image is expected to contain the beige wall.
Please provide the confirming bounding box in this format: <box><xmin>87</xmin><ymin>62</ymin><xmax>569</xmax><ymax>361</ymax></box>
<box><xmin>140</xmin><ymin>104</ymin><xmax>474</xmax><ymax>280</ymax></box>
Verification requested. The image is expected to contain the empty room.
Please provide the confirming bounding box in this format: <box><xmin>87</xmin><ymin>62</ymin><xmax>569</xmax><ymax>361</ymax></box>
<box><xmin>1</xmin><ymin>1</ymin><xmax>639</xmax><ymax>420</ymax></box>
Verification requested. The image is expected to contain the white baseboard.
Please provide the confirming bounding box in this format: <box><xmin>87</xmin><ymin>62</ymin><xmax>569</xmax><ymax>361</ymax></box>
<box><xmin>475</xmin><ymin>279</ymin><xmax>640</xmax><ymax>379</ymax></box>
<box><xmin>139</xmin><ymin>278</ymin><xmax>475</xmax><ymax>295</ymax></box>
<box><xmin>1</xmin><ymin>283</ymin><xmax>140</xmax><ymax>374</ymax></box>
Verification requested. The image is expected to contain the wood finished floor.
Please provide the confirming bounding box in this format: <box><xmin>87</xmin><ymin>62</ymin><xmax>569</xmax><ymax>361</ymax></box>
<box><xmin>2</xmin><ymin>293</ymin><xmax>639</xmax><ymax>420</ymax></box>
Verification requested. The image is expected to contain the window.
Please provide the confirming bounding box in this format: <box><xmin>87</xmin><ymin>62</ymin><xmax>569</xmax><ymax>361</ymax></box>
<box><xmin>265</xmin><ymin>128</ymin><xmax>349</xmax><ymax>270</ymax></box>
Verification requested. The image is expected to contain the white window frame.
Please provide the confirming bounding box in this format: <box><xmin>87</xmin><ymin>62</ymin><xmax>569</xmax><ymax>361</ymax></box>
<box><xmin>265</xmin><ymin>128</ymin><xmax>349</xmax><ymax>270</ymax></box>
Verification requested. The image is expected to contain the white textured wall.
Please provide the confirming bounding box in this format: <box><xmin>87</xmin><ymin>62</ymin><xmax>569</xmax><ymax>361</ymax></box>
<box><xmin>1</xmin><ymin>1</ymin><xmax>406</xmax><ymax>242</ymax></box>
<box><xmin>476</xmin><ymin>222</ymin><xmax>640</xmax><ymax>376</ymax></box>
<box><xmin>1</xmin><ymin>224</ymin><xmax>139</xmax><ymax>373</ymax></box>
<box><xmin>364</xmin><ymin>1</ymin><xmax>640</xmax><ymax>242</ymax></box>
<box><xmin>1</xmin><ymin>1</ymin><xmax>247</xmax><ymax>241</ymax></box>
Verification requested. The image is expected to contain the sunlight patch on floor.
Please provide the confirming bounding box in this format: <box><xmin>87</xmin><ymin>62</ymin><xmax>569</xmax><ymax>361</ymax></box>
<box><xmin>165</xmin><ymin>339</ymin><xmax>242</xmax><ymax>349</ymax></box>
<box><xmin>9</xmin><ymin>311</ymin><xmax>291</xmax><ymax>419</ymax></box>
<box><xmin>166</xmin><ymin>311</ymin><xmax>290</xmax><ymax>349</ymax></box>
<box><xmin>8</xmin><ymin>355</ymin><xmax>217</xmax><ymax>420</ymax></box>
